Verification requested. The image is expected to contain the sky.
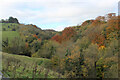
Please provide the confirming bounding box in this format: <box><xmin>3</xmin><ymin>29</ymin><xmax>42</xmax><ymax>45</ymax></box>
<box><xmin>0</xmin><ymin>0</ymin><xmax>119</xmax><ymax>31</ymax></box>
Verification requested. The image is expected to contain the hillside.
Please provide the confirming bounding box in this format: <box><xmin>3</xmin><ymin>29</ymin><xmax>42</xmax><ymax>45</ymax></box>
<box><xmin>2</xmin><ymin>52</ymin><xmax>62</xmax><ymax>78</ymax></box>
<box><xmin>1</xmin><ymin>13</ymin><xmax>119</xmax><ymax>78</ymax></box>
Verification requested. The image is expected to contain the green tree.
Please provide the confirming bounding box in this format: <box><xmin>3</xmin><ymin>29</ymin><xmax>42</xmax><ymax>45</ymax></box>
<box><xmin>8</xmin><ymin>17</ymin><xmax>19</xmax><ymax>24</ymax></box>
<box><xmin>83</xmin><ymin>43</ymin><xmax>99</xmax><ymax>78</ymax></box>
<box><xmin>36</xmin><ymin>40</ymin><xmax>58</xmax><ymax>59</ymax></box>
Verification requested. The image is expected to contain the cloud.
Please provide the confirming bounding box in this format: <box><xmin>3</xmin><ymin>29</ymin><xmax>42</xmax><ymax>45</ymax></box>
<box><xmin>0</xmin><ymin>0</ymin><xmax>119</xmax><ymax>31</ymax></box>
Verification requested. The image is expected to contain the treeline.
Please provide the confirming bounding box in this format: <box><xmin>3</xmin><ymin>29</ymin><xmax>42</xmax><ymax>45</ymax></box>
<box><xmin>0</xmin><ymin>17</ymin><xmax>19</xmax><ymax>24</ymax></box>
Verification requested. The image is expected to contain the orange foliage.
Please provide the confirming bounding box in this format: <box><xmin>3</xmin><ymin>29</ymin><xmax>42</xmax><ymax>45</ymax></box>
<box><xmin>33</xmin><ymin>34</ymin><xmax>38</xmax><ymax>39</ymax></box>
<box><xmin>92</xmin><ymin>34</ymin><xmax>105</xmax><ymax>47</ymax></box>
<box><xmin>61</xmin><ymin>27</ymin><xmax>76</xmax><ymax>41</ymax></box>
<box><xmin>98</xmin><ymin>45</ymin><xmax>105</xmax><ymax>50</ymax></box>
<box><xmin>33</xmin><ymin>25</ymin><xmax>39</xmax><ymax>29</ymax></box>
<box><xmin>107</xmin><ymin>16</ymin><xmax>119</xmax><ymax>30</ymax></box>
<box><xmin>91</xmin><ymin>20</ymin><xmax>101</xmax><ymax>26</ymax></box>
<box><xmin>81</xmin><ymin>20</ymin><xmax>94</xmax><ymax>26</ymax></box>
<box><xmin>96</xmin><ymin>16</ymin><xmax>105</xmax><ymax>21</ymax></box>
<box><xmin>25</xmin><ymin>42</ymin><xmax>29</xmax><ymax>48</ymax></box>
<box><xmin>38</xmin><ymin>38</ymin><xmax>41</xmax><ymax>41</ymax></box>
<box><xmin>118</xmin><ymin>16</ymin><xmax>120</xmax><ymax>29</ymax></box>
<box><xmin>38</xmin><ymin>38</ymin><xmax>41</xmax><ymax>40</ymax></box>
<box><xmin>51</xmin><ymin>34</ymin><xmax>62</xmax><ymax>43</ymax></box>
<box><xmin>104</xmin><ymin>16</ymin><xmax>119</xmax><ymax>37</ymax></box>
<box><xmin>33</xmin><ymin>34</ymin><xmax>42</xmax><ymax>41</ymax></box>
<box><xmin>67</xmin><ymin>53</ymin><xmax>80</xmax><ymax>60</ymax></box>
<box><xmin>51</xmin><ymin>27</ymin><xmax>76</xmax><ymax>43</ymax></box>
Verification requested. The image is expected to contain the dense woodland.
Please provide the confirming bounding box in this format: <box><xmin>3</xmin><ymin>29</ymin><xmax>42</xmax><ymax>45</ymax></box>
<box><xmin>1</xmin><ymin>13</ymin><xmax>120</xmax><ymax>78</ymax></box>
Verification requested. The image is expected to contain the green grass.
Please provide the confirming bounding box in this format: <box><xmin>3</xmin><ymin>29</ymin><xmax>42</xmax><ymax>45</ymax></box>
<box><xmin>1</xmin><ymin>23</ymin><xmax>19</xmax><ymax>31</ymax></box>
<box><xmin>2</xmin><ymin>52</ymin><xmax>50</xmax><ymax>66</ymax></box>
<box><xmin>2</xmin><ymin>52</ymin><xmax>62</xmax><ymax>78</ymax></box>
<box><xmin>1</xmin><ymin>23</ymin><xmax>20</xmax><ymax>43</ymax></box>
<box><xmin>2</xmin><ymin>31</ymin><xmax>20</xmax><ymax>43</ymax></box>
<box><xmin>0</xmin><ymin>31</ymin><xmax>1</xmax><ymax>36</ymax></box>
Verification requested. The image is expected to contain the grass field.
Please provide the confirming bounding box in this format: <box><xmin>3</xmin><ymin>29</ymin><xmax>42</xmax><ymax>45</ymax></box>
<box><xmin>0</xmin><ymin>31</ymin><xmax>1</xmax><ymax>42</ymax></box>
<box><xmin>2</xmin><ymin>52</ymin><xmax>62</xmax><ymax>78</ymax></box>
<box><xmin>2</xmin><ymin>31</ymin><xmax>20</xmax><ymax>43</ymax></box>
<box><xmin>1</xmin><ymin>23</ymin><xmax>20</xmax><ymax>43</ymax></box>
<box><xmin>1</xmin><ymin>23</ymin><xmax>19</xmax><ymax>31</ymax></box>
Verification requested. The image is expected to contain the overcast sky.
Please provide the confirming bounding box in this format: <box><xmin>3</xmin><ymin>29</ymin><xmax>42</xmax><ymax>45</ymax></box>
<box><xmin>0</xmin><ymin>0</ymin><xmax>119</xmax><ymax>31</ymax></box>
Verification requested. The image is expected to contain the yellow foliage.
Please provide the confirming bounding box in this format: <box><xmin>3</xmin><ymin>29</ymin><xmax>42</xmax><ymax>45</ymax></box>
<box><xmin>103</xmin><ymin>65</ymin><xmax>107</xmax><ymax>68</ymax></box>
<box><xmin>26</xmin><ymin>36</ymin><xmax>28</xmax><ymax>38</ymax></box>
<box><xmin>32</xmin><ymin>53</ymin><xmax>38</xmax><ymax>57</ymax></box>
<box><xmin>99</xmin><ymin>45</ymin><xmax>105</xmax><ymax>49</ymax></box>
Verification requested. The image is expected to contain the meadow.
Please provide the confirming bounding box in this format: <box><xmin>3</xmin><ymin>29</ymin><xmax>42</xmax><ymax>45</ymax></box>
<box><xmin>1</xmin><ymin>23</ymin><xmax>20</xmax><ymax>44</ymax></box>
<box><xmin>2</xmin><ymin>52</ymin><xmax>62</xmax><ymax>78</ymax></box>
<box><xmin>2</xmin><ymin>31</ymin><xmax>19</xmax><ymax>41</ymax></box>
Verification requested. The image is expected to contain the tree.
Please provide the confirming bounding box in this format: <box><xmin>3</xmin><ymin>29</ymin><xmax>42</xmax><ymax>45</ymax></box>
<box><xmin>81</xmin><ymin>20</ymin><xmax>94</xmax><ymax>26</ymax></box>
<box><xmin>30</xmin><ymin>39</ymin><xmax>42</xmax><ymax>54</ymax></box>
<box><xmin>96</xmin><ymin>16</ymin><xmax>105</xmax><ymax>21</ymax></box>
<box><xmin>3</xmin><ymin>37</ymin><xmax>31</xmax><ymax>56</ymax></box>
<box><xmin>51</xmin><ymin>34</ymin><xmax>62</xmax><ymax>43</ymax></box>
<box><xmin>62</xmin><ymin>27</ymin><xmax>76</xmax><ymax>41</ymax></box>
<box><xmin>2</xmin><ymin>38</ymin><xmax>9</xmax><ymax>52</ymax></box>
<box><xmin>12</xmin><ymin>28</ymin><xmax>16</xmax><ymax>31</ymax></box>
<box><xmin>8</xmin><ymin>17</ymin><xmax>19</xmax><ymax>24</ymax></box>
<box><xmin>83</xmin><ymin>43</ymin><xmax>99</xmax><ymax>78</ymax></box>
<box><xmin>36</xmin><ymin>40</ymin><xmax>58</xmax><ymax>59</ymax></box>
<box><xmin>2</xmin><ymin>28</ymin><xmax>6</xmax><ymax>31</ymax></box>
<box><xmin>62</xmin><ymin>49</ymin><xmax>87</xmax><ymax>78</ymax></box>
<box><xmin>92</xmin><ymin>34</ymin><xmax>105</xmax><ymax>47</ymax></box>
<box><xmin>51</xmin><ymin>27</ymin><xmax>76</xmax><ymax>43</ymax></box>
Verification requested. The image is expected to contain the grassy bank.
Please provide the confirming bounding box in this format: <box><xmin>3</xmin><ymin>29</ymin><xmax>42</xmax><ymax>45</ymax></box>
<box><xmin>2</xmin><ymin>52</ymin><xmax>62</xmax><ymax>78</ymax></box>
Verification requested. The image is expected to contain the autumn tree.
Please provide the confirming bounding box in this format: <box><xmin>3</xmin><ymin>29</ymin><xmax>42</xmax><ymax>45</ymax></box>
<box><xmin>36</xmin><ymin>40</ymin><xmax>58</xmax><ymax>59</ymax></box>
<box><xmin>83</xmin><ymin>43</ymin><xmax>99</xmax><ymax>78</ymax></box>
<box><xmin>61</xmin><ymin>27</ymin><xmax>76</xmax><ymax>41</ymax></box>
<box><xmin>96</xmin><ymin>16</ymin><xmax>105</xmax><ymax>21</ymax></box>
<box><xmin>51</xmin><ymin>27</ymin><xmax>76</xmax><ymax>43</ymax></box>
<box><xmin>51</xmin><ymin>34</ymin><xmax>62</xmax><ymax>43</ymax></box>
<box><xmin>81</xmin><ymin>20</ymin><xmax>94</xmax><ymax>26</ymax></box>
